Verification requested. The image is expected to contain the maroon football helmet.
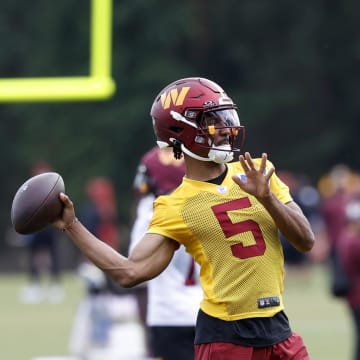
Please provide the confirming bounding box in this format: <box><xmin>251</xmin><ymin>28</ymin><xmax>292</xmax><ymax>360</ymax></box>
<box><xmin>150</xmin><ymin>77</ymin><xmax>245</xmax><ymax>163</ymax></box>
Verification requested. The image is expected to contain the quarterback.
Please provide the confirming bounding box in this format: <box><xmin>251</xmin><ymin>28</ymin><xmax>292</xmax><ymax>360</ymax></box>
<box><xmin>54</xmin><ymin>77</ymin><xmax>315</xmax><ymax>359</ymax></box>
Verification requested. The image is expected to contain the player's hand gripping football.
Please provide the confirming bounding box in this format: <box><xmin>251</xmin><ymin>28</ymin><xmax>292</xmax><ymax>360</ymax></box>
<box><xmin>52</xmin><ymin>193</ymin><xmax>78</xmax><ymax>232</ymax></box>
<box><xmin>232</xmin><ymin>152</ymin><xmax>275</xmax><ymax>200</ymax></box>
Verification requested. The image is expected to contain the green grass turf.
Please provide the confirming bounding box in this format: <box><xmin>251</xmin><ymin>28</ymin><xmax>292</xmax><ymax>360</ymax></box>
<box><xmin>0</xmin><ymin>265</ymin><xmax>353</xmax><ymax>360</ymax></box>
<box><xmin>284</xmin><ymin>265</ymin><xmax>352</xmax><ymax>359</ymax></box>
<box><xmin>0</xmin><ymin>273</ymin><xmax>84</xmax><ymax>360</ymax></box>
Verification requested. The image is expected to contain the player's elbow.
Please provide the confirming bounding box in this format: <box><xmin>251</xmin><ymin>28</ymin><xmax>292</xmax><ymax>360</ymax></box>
<box><xmin>304</xmin><ymin>236</ymin><xmax>316</xmax><ymax>252</ymax></box>
<box><xmin>119</xmin><ymin>279</ymin><xmax>139</xmax><ymax>288</ymax></box>
<box><xmin>106</xmin><ymin>267</ymin><xmax>142</xmax><ymax>288</ymax></box>
<box><xmin>295</xmin><ymin>232</ymin><xmax>316</xmax><ymax>253</ymax></box>
<box><xmin>297</xmin><ymin>241</ymin><xmax>314</xmax><ymax>253</ymax></box>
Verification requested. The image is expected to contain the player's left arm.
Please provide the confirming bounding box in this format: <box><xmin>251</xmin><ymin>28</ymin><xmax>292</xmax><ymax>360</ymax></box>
<box><xmin>232</xmin><ymin>152</ymin><xmax>315</xmax><ymax>252</ymax></box>
<box><xmin>263</xmin><ymin>199</ymin><xmax>315</xmax><ymax>252</ymax></box>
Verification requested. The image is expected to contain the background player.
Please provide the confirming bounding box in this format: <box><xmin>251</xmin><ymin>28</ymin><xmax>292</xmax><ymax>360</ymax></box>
<box><xmin>130</xmin><ymin>146</ymin><xmax>202</xmax><ymax>360</ymax></box>
<box><xmin>19</xmin><ymin>160</ymin><xmax>64</xmax><ymax>304</ymax></box>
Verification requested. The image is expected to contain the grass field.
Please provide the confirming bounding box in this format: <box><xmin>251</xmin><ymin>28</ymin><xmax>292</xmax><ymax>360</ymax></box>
<box><xmin>0</xmin><ymin>265</ymin><xmax>353</xmax><ymax>360</ymax></box>
<box><xmin>0</xmin><ymin>273</ymin><xmax>84</xmax><ymax>360</ymax></box>
<box><xmin>284</xmin><ymin>265</ymin><xmax>352</xmax><ymax>359</ymax></box>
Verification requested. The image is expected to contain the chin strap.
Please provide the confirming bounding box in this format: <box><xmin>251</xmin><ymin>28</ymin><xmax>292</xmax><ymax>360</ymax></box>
<box><xmin>181</xmin><ymin>143</ymin><xmax>234</xmax><ymax>164</ymax></box>
<box><xmin>165</xmin><ymin>138</ymin><xmax>234</xmax><ymax>164</ymax></box>
<box><xmin>208</xmin><ymin>144</ymin><xmax>234</xmax><ymax>163</ymax></box>
<box><xmin>180</xmin><ymin>144</ymin><xmax>211</xmax><ymax>161</ymax></box>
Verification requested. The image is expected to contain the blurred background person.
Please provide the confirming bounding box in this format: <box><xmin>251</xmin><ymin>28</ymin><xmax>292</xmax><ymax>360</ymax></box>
<box><xmin>318</xmin><ymin>164</ymin><xmax>356</xmax><ymax>298</ymax></box>
<box><xmin>337</xmin><ymin>198</ymin><xmax>360</xmax><ymax>360</ymax></box>
<box><xmin>129</xmin><ymin>146</ymin><xmax>203</xmax><ymax>360</ymax></box>
<box><xmin>69</xmin><ymin>176</ymin><xmax>146</xmax><ymax>359</ymax></box>
<box><xmin>18</xmin><ymin>160</ymin><xmax>65</xmax><ymax>304</ymax></box>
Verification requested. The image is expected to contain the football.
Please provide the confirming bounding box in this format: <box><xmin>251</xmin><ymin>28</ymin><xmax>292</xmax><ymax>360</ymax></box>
<box><xmin>11</xmin><ymin>172</ymin><xmax>65</xmax><ymax>234</ymax></box>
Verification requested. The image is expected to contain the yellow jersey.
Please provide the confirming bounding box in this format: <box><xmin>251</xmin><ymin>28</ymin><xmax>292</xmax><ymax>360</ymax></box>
<box><xmin>148</xmin><ymin>159</ymin><xmax>292</xmax><ymax>321</ymax></box>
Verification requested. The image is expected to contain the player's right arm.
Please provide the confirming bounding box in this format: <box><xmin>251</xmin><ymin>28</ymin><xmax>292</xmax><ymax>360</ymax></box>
<box><xmin>53</xmin><ymin>193</ymin><xmax>177</xmax><ymax>288</ymax></box>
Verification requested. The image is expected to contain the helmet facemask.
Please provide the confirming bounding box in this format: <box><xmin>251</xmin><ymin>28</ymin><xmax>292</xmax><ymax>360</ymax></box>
<box><xmin>169</xmin><ymin>107</ymin><xmax>245</xmax><ymax>164</ymax></box>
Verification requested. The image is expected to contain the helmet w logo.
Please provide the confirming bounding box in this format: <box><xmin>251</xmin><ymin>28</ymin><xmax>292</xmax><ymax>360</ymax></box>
<box><xmin>160</xmin><ymin>86</ymin><xmax>190</xmax><ymax>109</ymax></box>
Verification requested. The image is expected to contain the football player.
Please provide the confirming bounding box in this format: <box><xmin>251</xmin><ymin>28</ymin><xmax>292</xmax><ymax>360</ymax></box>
<box><xmin>55</xmin><ymin>77</ymin><xmax>315</xmax><ymax>360</ymax></box>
